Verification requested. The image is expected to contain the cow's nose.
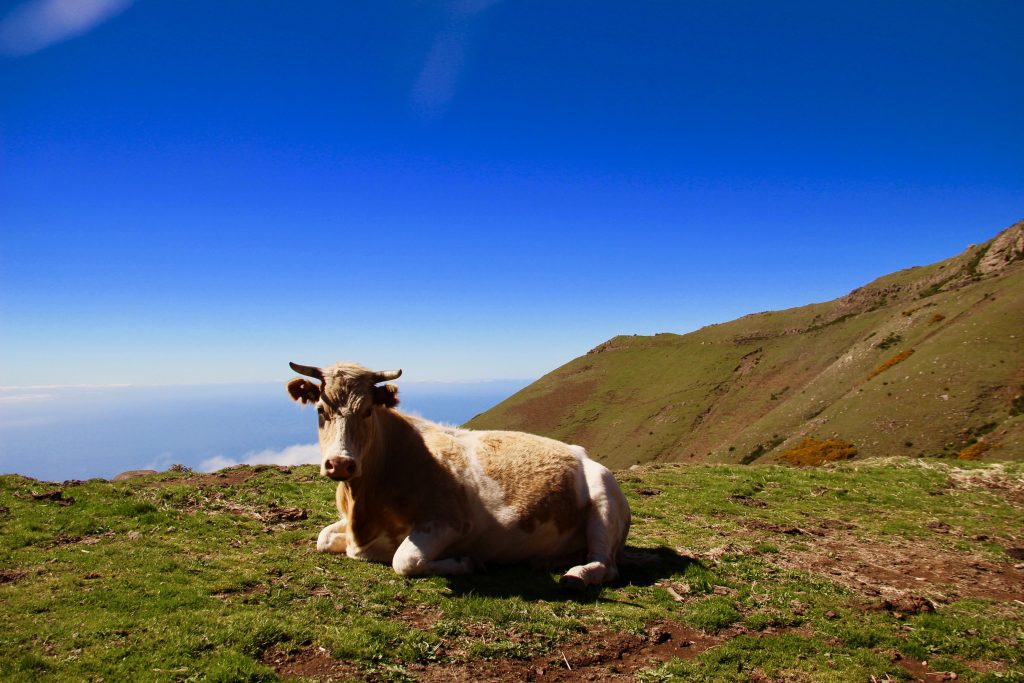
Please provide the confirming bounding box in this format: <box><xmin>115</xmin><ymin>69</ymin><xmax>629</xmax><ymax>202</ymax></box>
<box><xmin>324</xmin><ymin>456</ymin><xmax>356</xmax><ymax>481</ymax></box>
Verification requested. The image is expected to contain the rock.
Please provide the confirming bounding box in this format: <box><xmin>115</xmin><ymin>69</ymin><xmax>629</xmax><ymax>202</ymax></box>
<box><xmin>977</xmin><ymin>221</ymin><xmax>1024</xmax><ymax>274</ymax></box>
<box><xmin>112</xmin><ymin>470</ymin><xmax>158</xmax><ymax>481</ymax></box>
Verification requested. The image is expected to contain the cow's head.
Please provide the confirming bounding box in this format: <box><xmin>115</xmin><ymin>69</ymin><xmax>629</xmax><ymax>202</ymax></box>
<box><xmin>286</xmin><ymin>361</ymin><xmax>402</xmax><ymax>482</ymax></box>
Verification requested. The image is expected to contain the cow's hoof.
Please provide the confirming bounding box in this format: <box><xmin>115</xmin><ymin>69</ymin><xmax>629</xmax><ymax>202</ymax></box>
<box><xmin>558</xmin><ymin>574</ymin><xmax>587</xmax><ymax>592</ymax></box>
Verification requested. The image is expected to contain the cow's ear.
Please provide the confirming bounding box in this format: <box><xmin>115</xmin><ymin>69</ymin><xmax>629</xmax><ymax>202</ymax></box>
<box><xmin>373</xmin><ymin>383</ymin><xmax>400</xmax><ymax>408</ymax></box>
<box><xmin>286</xmin><ymin>378</ymin><xmax>320</xmax><ymax>405</ymax></box>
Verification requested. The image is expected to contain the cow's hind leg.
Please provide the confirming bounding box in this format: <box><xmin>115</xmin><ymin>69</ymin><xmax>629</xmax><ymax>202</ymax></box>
<box><xmin>561</xmin><ymin>460</ymin><xmax>631</xmax><ymax>590</ymax></box>
<box><xmin>392</xmin><ymin>526</ymin><xmax>474</xmax><ymax>577</ymax></box>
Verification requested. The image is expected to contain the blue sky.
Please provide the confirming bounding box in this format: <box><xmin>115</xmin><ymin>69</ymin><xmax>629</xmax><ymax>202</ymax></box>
<box><xmin>2</xmin><ymin>0</ymin><xmax>1022</xmax><ymax>386</ymax></box>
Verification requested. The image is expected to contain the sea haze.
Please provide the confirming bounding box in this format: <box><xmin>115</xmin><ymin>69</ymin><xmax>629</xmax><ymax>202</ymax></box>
<box><xmin>0</xmin><ymin>381</ymin><xmax>530</xmax><ymax>481</ymax></box>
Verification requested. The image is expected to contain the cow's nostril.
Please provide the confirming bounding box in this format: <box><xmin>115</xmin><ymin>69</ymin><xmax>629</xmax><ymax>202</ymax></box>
<box><xmin>325</xmin><ymin>457</ymin><xmax>355</xmax><ymax>481</ymax></box>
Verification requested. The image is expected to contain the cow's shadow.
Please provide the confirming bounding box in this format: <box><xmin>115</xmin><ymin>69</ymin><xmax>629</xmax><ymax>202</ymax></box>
<box><xmin>442</xmin><ymin>545</ymin><xmax>700</xmax><ymax>603</ymax></box>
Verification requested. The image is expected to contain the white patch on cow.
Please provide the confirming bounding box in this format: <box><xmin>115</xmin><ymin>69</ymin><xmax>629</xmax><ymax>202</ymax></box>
<box><xmin>391</xmin><ymin>524</ymin><xmax>475</xmax><ymax>576</ymax></box>
<box><xmin>317</xmin><ymin>519</ymin><xmax>348</xmax><ymax>554</ymax></box>
<box><xmin>320</xmin><ymin>418</ymin><xmax>346</xmax><ymax>460</ymax></box>
<box><xmin>569</xmin><ymin>444</ymin><xmax>591</xmax><ymax>509</ymax></box>
<box><xmin>347</xmin><ymin>532</ymin><xmax>401</xmax><ymax>563</ymax></box>
<box><xmin>458</xmin><ymin>430</ymin><xmax>520</xmax><ymax>529</ymax></box>
<box><xmin>559</xmin><ymin>457</ymin><xmax>631</xmax><ymax>586</ymax></box>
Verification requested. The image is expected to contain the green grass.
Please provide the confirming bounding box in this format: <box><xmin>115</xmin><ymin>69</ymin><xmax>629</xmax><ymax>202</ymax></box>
<box><xmin>1</xmin><ymin>459</ymin><xmax>1022</xmax><ymax>681</ymax></box>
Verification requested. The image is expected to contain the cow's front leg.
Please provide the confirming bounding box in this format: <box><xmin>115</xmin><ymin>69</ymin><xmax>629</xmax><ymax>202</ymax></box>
<box><xmin>392</xmin><ymin>527</ymin><xmax>473</xmax><ymax>577</ymax></box>
<box><xmin>316</xmin><ymin>517</ymin><xmax>348</xmax><ymax>554</ymax></box>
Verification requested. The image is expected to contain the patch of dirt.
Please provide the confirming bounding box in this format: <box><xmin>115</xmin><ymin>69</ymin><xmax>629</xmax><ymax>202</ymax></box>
<box><xmin>262</xmin><ymin>644</ymin><xmax>362</xmax><ymax>682</ymax></box>
<box><xmin>213</xmin><ymin>583</ymin><xmax>269</xmax><ymax>601</ymax></box>
<box><xmin>816</xmin><ymin>518</ymin><xmax>857</xmax><ymax>531</ymax></box>
<box><xmin>635</xmin><ymin>487</ymin><xmax>662</xmax><ymax>497</ymax></box>
<box><xmin>168</xmin><ymin>485</ymin><xmax>308</xmax><ymax>525</ymax></box>
<box><xmin>957</xmin><ymin>656</ymin><xmax>1011</xmax><ymax>675</ymax></box>
<box><xmin>266</xmin><ymin>619</ymin><xmax>932</xmax><ymax>682</ymax></box>
<box><xmin>744</xmin><ymin>519</ymin><xmax>819</xmax><ymax>536</ymax></box>
<box><xmin>144</xmin><ymin>464</ymin><xmax>303</xmax><ymax>489</ymax></box>
<box><xmin>0</xmin><ymin>569</ymin><xmax>28</xmax><ymax>584</ymax></box>
<box><xmin>774</xmin><ymin>532</ymin><xmax>1024</xmax><ymax>602</ymax></box>
<box><xmin>731</xmin><ymin>495</ymin><xmax>768</xmax><ymax>508</ymax></box>
<box><xmin>944</xmin><ymin>464</ymin><xmax>1024</xmax><ymax>505</ymax></box>
<box><xmin>262</xmin><ymin>505</ymin><xmax>308</xmax><ymax>523</ymax></box>
<box><xmin>867</xmin><ymin>595</ymin><xmax>937</xmax><ymax>618</ymax></box>
<box><xmin>262</xmin><ymin>620</ymin><xmax>730</xmax><ymax>682</ymax></box>
<box><xmin>395</xmin><ymin>604</ymin><xmax>443</xmax><ymax>630</ymax></box>
<box><xmin>213</xmin><ymin>500</ymin><xmax>308</xmax><ymax>524</ymax></box>
<box><xmin>897</xmin><ymin>654</ymin><xmax>959</xmax><ymax>682</ymax></box>
<box><xmin>50</xmin><ymin>531</ymin><xmax>116</xmax><ymax>548</ymax></box>
<box><xmin>19</xmin><ymin>489</ymin><xmax>75</xmax><ymax>506</ymax></box>
<box><xmin>413</xmin><ymin>620</ymin><xmax>721</xmax><ymax>682</ymax></box>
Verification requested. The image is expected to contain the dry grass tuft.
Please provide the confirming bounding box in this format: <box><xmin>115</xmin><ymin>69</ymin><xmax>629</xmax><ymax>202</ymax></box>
<box><xmin>779</xmin><ymin>437</ymin><xmax>858</xmax><ymax>466</ymax></box>
<box><xmin>959</xmin><ymin>440</ymin><xmax>996</xmax><ymax>460</ymax></box>
<box><xmin>868</xmin><ymin>349</ymin><xmax>915</xmax><ymax>379</ymax></box>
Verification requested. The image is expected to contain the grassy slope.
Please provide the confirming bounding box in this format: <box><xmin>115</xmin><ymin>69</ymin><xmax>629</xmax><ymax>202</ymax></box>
<box><xmin>467</xmin><ymin>220</ymin><xmax>1024</xmax><ymax>468</ymax></box>
<box><xmin>1</xmin><ymin>462</ymin><xmax>1022</xmax><ymax>682</ymax></box>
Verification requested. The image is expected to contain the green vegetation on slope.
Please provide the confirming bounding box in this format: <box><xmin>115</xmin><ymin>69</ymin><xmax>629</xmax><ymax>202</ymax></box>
<box><xmin>467</xmin><ymin>220</ymin><xmax>1024</xmax><ymax>467</ymax></box>
<box><xmin>1</xmin><ymin>462</ymin><xmax>1022</xmax><ymax>681</ymax></box>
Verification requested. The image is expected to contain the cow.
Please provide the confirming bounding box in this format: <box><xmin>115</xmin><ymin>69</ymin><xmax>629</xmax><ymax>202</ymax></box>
<box><xmin>285</xmin><ymin>361</ymin><xmax>630</xmax><ymax>588</ymax></box>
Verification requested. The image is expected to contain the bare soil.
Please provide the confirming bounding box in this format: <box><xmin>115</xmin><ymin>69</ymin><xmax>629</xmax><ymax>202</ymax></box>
<box><xmin>775</xmin><ymin>532</ymin><xmax>1024</xmax><ymax>603</ymax></box>
<box><xmin>262</xmin><ymin>644</ymin><xmax>363</xmax><ymax>682</ymax></box>
<box><xmin>266</xmin><ymin>620</ymin><xmax>972</xmax><ymax>682</ymax></box>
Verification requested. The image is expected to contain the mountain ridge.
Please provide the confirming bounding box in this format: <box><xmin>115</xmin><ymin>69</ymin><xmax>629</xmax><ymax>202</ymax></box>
<box><xmin>467</xmin><ymin>219</ymin><xmax>1024</xmax><ymax>467</ymax></box>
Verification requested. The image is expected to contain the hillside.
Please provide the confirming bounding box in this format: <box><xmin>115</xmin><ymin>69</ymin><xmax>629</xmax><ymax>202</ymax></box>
<box><xmin>467</xmin><ymin>220</ymin><xmax>1024</xmax><ymax>469</ymax></box>
<box><xmin>1</xmin><ymin>461</ymin><xmax>1022</xmax><ymax>681</ymax></box>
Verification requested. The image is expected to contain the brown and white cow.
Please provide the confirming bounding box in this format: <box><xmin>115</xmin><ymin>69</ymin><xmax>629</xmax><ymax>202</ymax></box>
<box><xmin>285</xmin><ymin>361</ymin><xmax>630</xmax><ymax>588</ymax></box>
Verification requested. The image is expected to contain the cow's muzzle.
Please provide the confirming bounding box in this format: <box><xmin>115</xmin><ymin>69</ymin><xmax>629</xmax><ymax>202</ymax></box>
<box><xmin>324</xmin><ymin>456</ymin><xmax>358</xmax><ymax>482</ymax></box>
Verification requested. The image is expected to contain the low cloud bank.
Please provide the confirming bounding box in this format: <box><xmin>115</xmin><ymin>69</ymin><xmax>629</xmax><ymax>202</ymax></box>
<box><xmin>199</xmin><ymin>443</ymin><xmax>319</xmax><ymax>472</ymax></box>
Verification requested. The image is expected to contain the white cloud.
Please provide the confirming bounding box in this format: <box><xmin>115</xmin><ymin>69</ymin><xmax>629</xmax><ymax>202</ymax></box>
<box><xmin>0</xmin><ymin>0</ymin><xmax>133</xmax><ymax>57</ymax></box>
<box><xmin>411</xmin><ymin>0</ymin><xmax>501</xmax><ymax>119</ymax></box>
<box><xmin>0</xmin><ymin>384</ymin><xmax>131</xmax><ymax>390</ymax></box>
<box><xmin>199</xmin><ymin>443</ymin><xmax>320</xmax><ymax>473</ymax></box>
<box><xmin>0</xmin><ymin>393</ymin><xmax>55</xmax><ymax>403</ymax></box>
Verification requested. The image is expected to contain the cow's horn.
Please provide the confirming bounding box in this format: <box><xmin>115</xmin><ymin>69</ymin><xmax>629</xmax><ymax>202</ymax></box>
<box><xmin>372</xmin><ymin>369</ymin><xmax>402</xmax><ymax>383</ymax></box>
<box><xmin>289</xmin><ymin>362</ymin><xmax>323</xmax><ymax>379</ymax></box>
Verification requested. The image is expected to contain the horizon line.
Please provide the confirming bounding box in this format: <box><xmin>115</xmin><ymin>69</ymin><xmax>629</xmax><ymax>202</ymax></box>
<box><xmin>0</xmin><ymin>378</ymin><xmax>535</xmax><ymax>391</ymax></box>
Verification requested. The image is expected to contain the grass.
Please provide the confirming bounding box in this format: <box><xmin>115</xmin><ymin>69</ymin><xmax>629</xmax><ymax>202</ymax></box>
<box><xmin>2</xmin><ymin>459</ymin><xmax>1022</xmax><ymax>681</ymax></box>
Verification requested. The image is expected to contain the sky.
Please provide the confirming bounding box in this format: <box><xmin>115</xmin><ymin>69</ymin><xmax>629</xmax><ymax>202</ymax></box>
<box><xmin>1</xmin><ymin>0</ymin><xmax>1022</xmax><ymax>387</ymax></box>
<box><xmin>0</xmin><ymin>380</ymin><xmax>529</xmax><ymax>480</ymax></box>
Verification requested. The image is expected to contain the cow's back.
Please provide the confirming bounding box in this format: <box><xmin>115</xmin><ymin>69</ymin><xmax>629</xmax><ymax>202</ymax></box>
<box><xmin>473</xmin><ymin>430</ymin><xmax>584</xmax><ymax>533</ymax></box>
<box><xmin>417</xmin><ymin>426</ymin><xmax>593</xmax><ymax>562</ymax></box>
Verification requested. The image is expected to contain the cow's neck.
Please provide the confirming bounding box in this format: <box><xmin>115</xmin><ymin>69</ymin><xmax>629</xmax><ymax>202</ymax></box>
<box><xmin>342</xmin><ymin>407</ymin><xmax>466</xmax><ymax>545</ymax></box>
<box><xmin>345</xmin><ymin>407</ymin><xmax>434</xmax><ymax>504</ymax></box>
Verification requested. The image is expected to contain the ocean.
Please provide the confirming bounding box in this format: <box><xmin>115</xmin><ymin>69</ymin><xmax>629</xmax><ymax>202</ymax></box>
<box><xmin>0</xmin><ymin>380</ymin><xmax>529</xmax><ymax>481</ymax></box>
